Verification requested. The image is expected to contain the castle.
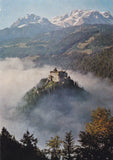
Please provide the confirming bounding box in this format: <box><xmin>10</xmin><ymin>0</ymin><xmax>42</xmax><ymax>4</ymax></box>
<box><xmin>48</xmin><ymin>68</ymin><xmax>69</xmax><ymax>82</ymax></box>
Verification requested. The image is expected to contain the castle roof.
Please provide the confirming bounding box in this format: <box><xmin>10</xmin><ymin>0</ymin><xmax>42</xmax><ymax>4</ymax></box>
<box><xmin>50</xmin><ymin>68</ymin><xmax>58</xmax><ymax>73</ymax></box>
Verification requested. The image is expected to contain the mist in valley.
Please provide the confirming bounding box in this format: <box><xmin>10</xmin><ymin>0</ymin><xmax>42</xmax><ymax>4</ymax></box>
<box><xmin>0</xmin><ymin>58</ymin><xmax>113</xmax><ymax>147</ymax></box>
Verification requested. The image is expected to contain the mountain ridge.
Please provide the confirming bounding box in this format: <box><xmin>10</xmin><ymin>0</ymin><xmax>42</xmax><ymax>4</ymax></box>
<box><xmin>10</xmin><ymin>10</ymin><xmax>113</xmax><ymax>29</ymax></box>
<box><xmin>0</xmin><ymin>9</ymin><xmax>113</xmax><ymax>42</ymax></box>
<box><xmin>11</xmin><ymin>14</ymin><xmax>55</xmax><ymax>28</ymax></box>
<box><xmin>51</xmin><ymin>10</ymin><xmax>113</xmax><ymax>27</ymax></box>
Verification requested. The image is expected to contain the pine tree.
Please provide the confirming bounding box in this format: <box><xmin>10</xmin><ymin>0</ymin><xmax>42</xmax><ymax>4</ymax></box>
<box><xmin>20</xmin><ymin>130</ymin><xmax>38</xmax><ymax>152</ymax></box>
<box><xmin>0</xmin><ymin>128</ymin><xmax>48</xmax><ymax>160</ymax></box>
<box><xmin>0</xmin><ymin>127</ymin><xmax>23</xmax><ymax>160</ymax></box>
<box><xmin>63</xmin><ymin>131</ymin><xmax>75</xmax><ymax>160</ymax></box>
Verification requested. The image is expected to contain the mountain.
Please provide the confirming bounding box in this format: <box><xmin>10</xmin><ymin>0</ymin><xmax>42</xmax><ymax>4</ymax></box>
<box><xmin>0</xmin><ymin>10</ymin><xmax>113</xmax><ymax>42</ymax></box>
<box><xmin>0</xmin><ymin>24</ymin><xmax>113</xmax><ymax>58</ymax></box>
<box><xmin>21</xmin><ymin>68</ymin><xmax>89</xmax><ymax>112</ymax></box>
<box><xmin>0</xmin><ymin>11</ymin><xmax>113</xmax><ymax>81</ymax></box>
<box><xmin>51</xmin><ymin>10</ymin><xmax>113</xmax><ymax>27</ymax></box>
<box><xmin>0</xmin><ymin>14</ymin><xmax>59</xmax><ymax>42</ymax></box>
<box><xmin>0</xmin><ymin>24</ymin><xmax>113</xmax><ymax>82</ymax></box>
<box><xmin>11</xmin><ymin>14</ymin><xmax>54</xmax><ymax>28</ymax></box>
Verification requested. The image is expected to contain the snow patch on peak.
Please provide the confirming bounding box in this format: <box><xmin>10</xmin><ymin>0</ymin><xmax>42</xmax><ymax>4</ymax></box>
<box><xmin>38</xmin><ymin>17</ymin><xmax>51</xmax><ymax>25</ymax></box>
<box><xmin>18</xmin><ymin>24</ymin><xmax>27</xmax><ymax>28</ymax></box>
<box><xmin>11</xmin><ymin>14</ymin><xmax>51</xmax><ymax>28</ymax></box>
<box><xmin>24</xmin><ymin>14</ymin><xmax>40</xmax><ymax>20</ymax></box>
<box><xmin>101</xmin><ymin>11</ymin><xmax>112</xmax><ymax>18</ymax></box>
<box><xmin>51</xmin><ymin>10</ymin><xmax>113</xmax><ymax>27</ymax></box>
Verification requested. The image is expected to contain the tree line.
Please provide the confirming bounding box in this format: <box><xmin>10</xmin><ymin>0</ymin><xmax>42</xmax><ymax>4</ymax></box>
<box><xmin>0</xmin><ymin>107</ymin><xmax>113</xmax><ymax>160</ymax></box>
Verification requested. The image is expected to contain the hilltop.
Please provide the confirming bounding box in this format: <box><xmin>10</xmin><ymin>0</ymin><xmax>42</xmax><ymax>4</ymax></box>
<box><xmin>21</xmin><ymin>68</ymin><xmax>89</xmax><ymax>111</ymax></box>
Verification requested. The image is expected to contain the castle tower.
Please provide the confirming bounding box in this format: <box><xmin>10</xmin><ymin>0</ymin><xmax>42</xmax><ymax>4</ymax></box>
<box><xmin>49</xmin><ymin>68</ymin><xmax>68</xmax><ymax>82</ymax></box>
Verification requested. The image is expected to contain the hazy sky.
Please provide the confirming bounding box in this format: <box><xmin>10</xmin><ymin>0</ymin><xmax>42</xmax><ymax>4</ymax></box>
<box><xmin>0</xmin><ymin>0</ymin><xmax>113</xmax><ymax>29</ymax></box>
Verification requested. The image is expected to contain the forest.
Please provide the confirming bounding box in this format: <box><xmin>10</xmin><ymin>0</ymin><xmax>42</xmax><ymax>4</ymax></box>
<box><xmin>1</xmin><ymin>107</ymin><xmax>113</xmax><ymax>160</ymax></box>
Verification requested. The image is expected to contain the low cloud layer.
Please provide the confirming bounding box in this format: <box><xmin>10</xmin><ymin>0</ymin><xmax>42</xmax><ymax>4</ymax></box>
<box><xmin>0</xmin><ymin>58</ymin><xmax>113</xmax><ymax>147</ymax></box>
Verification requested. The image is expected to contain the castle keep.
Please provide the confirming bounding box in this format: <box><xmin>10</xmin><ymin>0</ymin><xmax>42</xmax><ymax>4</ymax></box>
<box><xmin>49</xmin><ymin>68</ymin><xmax>68</xmax><ymax>82</ymax></box>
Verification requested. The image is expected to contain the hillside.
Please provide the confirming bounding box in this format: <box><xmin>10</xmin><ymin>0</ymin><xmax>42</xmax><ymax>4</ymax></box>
<box><xmin>0</xmin><ymin>24</ymin><xmax>113</xmax><ymax>81</ymax></box>
<box><xmin>0</xmin><ymin>24</ymin><xmax>113</xmax><ymax>58</ymax></box>
<box><xmin>0</xmin><ymin>14</ymin><xmax>59</xmax><ymax>42</ymax></box>
<box><xmin>43</xmin><ymin>47</ymin><xmax>113</xmax><ymax>82</ymax></box>
<box><xmin>77</xmin><ymin>47</ymin><xmax>113</xmax><ymax>81</ymax></box>
<box><xmin>21</xmin><ymin>68</ymin><xmax>89</xmax><ymax>112</ymax></box>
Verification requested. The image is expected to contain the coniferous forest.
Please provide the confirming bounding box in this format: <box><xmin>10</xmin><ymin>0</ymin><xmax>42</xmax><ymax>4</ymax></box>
<box><xmin>1</xmin><ymin>107</ymin><xmax>113</xmax><ymax>160</ymax></box>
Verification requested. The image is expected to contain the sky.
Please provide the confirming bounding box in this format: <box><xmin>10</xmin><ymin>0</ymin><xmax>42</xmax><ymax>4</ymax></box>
<box><xmin>0</xmin><ymin>0</ymin><xmax>113</xmax><ymax>29</ymax></box>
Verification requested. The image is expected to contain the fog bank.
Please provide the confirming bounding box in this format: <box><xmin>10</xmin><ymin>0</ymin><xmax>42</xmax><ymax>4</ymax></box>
<box><xmin>0</xmin><ymin>58</ymin><xmax>113</xmax><ymax>147</ymax></box>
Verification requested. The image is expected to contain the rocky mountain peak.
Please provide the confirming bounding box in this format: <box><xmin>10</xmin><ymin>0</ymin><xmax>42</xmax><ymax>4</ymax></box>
<box><xmin>11</xmin><ymin>14</ymin><xmax>51</xmax><ymax>28</ymax></box>
<box><xmin>51</xmin><ymin>10</ymin><xmax>113</xmax><ymax>27</ymax></box>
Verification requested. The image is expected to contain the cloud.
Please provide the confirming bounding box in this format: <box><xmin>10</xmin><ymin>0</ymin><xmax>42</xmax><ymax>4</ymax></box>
<box><xmin>0</xmin><ymin>58</ymin><xmax>113</xmax><ymax>148</ymax></box>
<box><xmin>0</xmin><ymin>58</ymin><xmax>53</xmax><ymax>138</ymax></box>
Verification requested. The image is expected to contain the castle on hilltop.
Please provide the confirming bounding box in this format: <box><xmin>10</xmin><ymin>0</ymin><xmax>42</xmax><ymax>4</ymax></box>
<box><xmin>48</xmin><ymin>68</ymin><xmax>69</xmax><ymax>82</ymax></box>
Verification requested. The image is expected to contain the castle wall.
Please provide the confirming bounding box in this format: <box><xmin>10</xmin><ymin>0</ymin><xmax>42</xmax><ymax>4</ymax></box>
<box><xmin>50</xmin><ymin>72</ymin><xmax>60</xmax><ymax>82</ymax></box>
<box><xmin>50</xmin><ymin>70</ymin><xmax>68</xmax><ymax>82</ymax></box>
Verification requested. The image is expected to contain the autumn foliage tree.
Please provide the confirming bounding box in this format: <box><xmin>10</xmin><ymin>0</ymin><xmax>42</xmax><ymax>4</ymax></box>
<box><xmin>76</xmin><ymin>107</ymin><xmax>113</xmax><ymax>160</ymax></box>
<box><xmin>86</xmin><ymin>107</ymin><xmax>113</xmax><ymax>136</ymax></box>
<box><xmin>46</xmin><ymin>135</ymin><xmax>62</xmax><ymax>160</ymax></box>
